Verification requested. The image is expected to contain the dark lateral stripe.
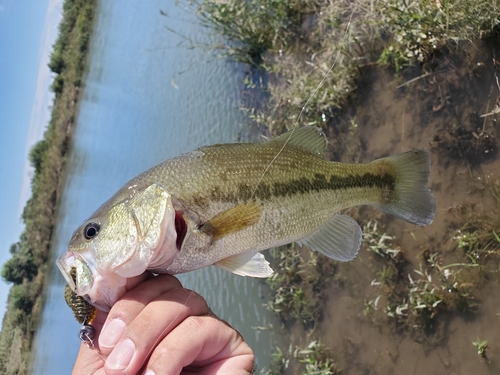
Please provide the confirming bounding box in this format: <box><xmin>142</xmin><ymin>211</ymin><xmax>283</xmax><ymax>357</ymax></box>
<box><xmin>208</xmin><ymin>172</ymin><xmax>395</xmax><ymax>203</ymax></box>
<box><xmin>269</xmin><ymin>173</ymin><xmax>395</xmax><ymax>199</ymax></box>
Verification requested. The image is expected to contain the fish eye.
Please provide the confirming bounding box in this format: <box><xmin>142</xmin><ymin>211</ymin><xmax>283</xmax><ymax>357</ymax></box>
<box><xmin>83</xmin><ymin>222</ymin><xmax>100</xmax><ymax>240</ymax></box>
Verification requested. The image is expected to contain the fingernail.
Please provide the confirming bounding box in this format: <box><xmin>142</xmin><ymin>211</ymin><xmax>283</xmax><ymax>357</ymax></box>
<box><xmin>145</xmin><ymin>370</ymin><xmax>156</xmax><ymax>375</ymax></box>
<box><xmin>100</xmin><ymin>319</ymin><xmax>126</xmax><ymax>348</ymax></box>
<box><xmin>107</xmin><ymin>339</ymin><xmax>135</xmax><ymax>370</ymax></box>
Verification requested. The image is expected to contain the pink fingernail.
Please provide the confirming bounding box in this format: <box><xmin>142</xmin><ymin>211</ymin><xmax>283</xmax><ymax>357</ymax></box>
<box><xmin>107</xmin><ymin>338</ymin><xmax>135</xmax><ymax>370</ymax></box>
<box><xmin>145</xmin><ymin>370</ymin><xmax>156</xmax><ymax>375</ymax></box>
<box><xmin>99</xmin><ymin>318</ymin><xmax>126</xmax><ymax>349</ymax></box>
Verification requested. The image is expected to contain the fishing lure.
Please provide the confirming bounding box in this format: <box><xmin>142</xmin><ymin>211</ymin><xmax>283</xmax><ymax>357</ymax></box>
<box><xmin>64</xmin><ymin>267</ymin><xmax>97</xmax><ymax>349</ymax></box>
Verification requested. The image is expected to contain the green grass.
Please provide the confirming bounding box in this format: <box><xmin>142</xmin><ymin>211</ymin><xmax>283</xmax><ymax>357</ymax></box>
<box><xmin>377</xmin><ymin>0</ymin><xmax>499</xmax><ymax>71</ymax></box>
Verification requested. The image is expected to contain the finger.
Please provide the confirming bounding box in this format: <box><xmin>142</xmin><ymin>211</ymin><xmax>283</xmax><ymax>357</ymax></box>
<box><xmin>124</xmin><ymin>272</ymin><xmax>153</xmax><ymax>292</ymax></box>
<box><xmin>72</xmin><ymin>341</ymin><xmax>105</xmax><ymax>375</ymax></box>
<box><xmin>103</xmin><ymin>286</ymin><xmax>210</xmax><ymax>374</ymax></box>
<box><xmin>145</xmin><ymin>316</ymin><xmax>254</xmax><ymax>375</ymax></box>
<box><xmin>88</xmin><ymin>272</ymin><xmax>152</xmax><ymax>350</ymax></box>
<box><xmin>72</xmin><ymin>273</ymin><xmax>157</xmax><ymax>374</ymax></box>
<box><xmin>72</xmin><ymin>309</ymin><xmax>108</xmax><ymax>375</ymax></box>
<box><xmin>98</xmin><ymin>274</ymin><xmax>182</xmax><ymax>354</ymax></box>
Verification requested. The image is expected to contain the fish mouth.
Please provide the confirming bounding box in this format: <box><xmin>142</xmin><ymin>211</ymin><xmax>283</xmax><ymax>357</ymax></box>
<box><xmin>56</xmin><ymin>251</ymin><xmax>96</xmax><ymax>309</ymax></box>
<box><xmin>174</xmin><ymin>210</ymin><xmax>187</xmax><ymax>249</ymax></box>
<box><xmin>56</xmin><ymin>251</ymin><xmax>95</xmax><ymax>296</ymax></box>
<box><xmin>57</xmin><ymin>250</ymin><xmax>124</xmax><ymax>312</ymax></box>
<box><xmin>56</xmin><ymin>252</ymin><xmax>77</xmax><ymax>291</ymax></box>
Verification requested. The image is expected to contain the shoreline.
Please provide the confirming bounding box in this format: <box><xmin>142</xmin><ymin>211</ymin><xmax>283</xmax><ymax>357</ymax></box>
<box><xmin>0</xmin><ymin>0</ymin><xmax>97</xmax><ymax>373</ymax></box>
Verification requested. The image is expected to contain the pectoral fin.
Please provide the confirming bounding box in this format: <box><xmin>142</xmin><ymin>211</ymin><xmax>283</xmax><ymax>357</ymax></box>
<box><xmin>215</xmin><ymin>252</ymin><xmax>273</xmax><ymax>278</ymax></box>
<box><xmin>296</xmin><ymin>214</ymin><xmax>362</xmax><ymax>262</ymax></box>
<box><xmin>200</xmin><ymin>202</ymin><xmax>261</xmax><ymax>242</ymax></box>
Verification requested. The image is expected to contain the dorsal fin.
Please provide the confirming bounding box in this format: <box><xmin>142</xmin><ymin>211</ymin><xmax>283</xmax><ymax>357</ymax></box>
<box><xmin>270</xmin><ymin>126</ymin><xmax>327</xmax><ymax>156</ymax></box>
<box><xmin>200</xmin><ymin>202</ymin><xmax>261</xmax><ymax>242</ymax></box>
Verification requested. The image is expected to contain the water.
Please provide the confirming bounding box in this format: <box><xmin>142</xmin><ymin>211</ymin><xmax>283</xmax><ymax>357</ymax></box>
<box><xmin>30</xmin><ymin>1</ymin><xmax>277</xmax><ymax>373</ymax></box>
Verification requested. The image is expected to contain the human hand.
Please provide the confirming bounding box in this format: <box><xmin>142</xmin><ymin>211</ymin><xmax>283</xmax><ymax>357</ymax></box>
<box><xmin>72</xmin><ymin>274</ymin><xmax>254</xmax><ymax>375</ymax></box>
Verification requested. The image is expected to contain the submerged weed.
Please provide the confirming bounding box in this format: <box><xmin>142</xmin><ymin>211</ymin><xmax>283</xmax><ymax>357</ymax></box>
<box><xmin>266</xmin><ymin>244</ymin><xmax>330</xmax><ymax>328</ymax></box>
<box><xmin>297</xmin><ymin>341</ymin><xmax>340</xmax><ymax>375</ymax></box>
<box><xmin>433</xmin><ymin>114</ymin><xmax>498</xmax><ymax>166</ymax></box>
<box><xmin>266</xmin><ymin>341</ymin><xmax>341</xmax><ymax>375</ymax></box>
<box><xmin>472</xmin><ymin>338</ymin><xmax>489</xmax><ymax>358</ymax></box>
<box><xmin>363</xmin><ymin>219</ymin><xmax>482</xmax><ymax>334</ymax></box>
<box><xmin>452</xmin><ymin>179</ymin><xmax>500</xmax><ymax>263</ymax></box>
<box><xmin>362</xmin><ymin>221</ymin><xmax>402</xmax><ymax>261</ymax></box>
<box><xmin>398</xmin><ymin>268</ymin><xmax>444</xmax><ymax>330</ymax></box>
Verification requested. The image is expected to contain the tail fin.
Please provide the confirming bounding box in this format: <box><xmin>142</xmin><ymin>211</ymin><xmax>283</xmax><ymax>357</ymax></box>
<box><xmin>377</xmin><ymin>150</ymin><xmax>436</xmax><ymax>226</ymax></box>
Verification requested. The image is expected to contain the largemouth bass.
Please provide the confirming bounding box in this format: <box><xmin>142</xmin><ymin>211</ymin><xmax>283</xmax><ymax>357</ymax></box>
<box><xmin>57</xmin><ymin>126</ymin><xmax>435</xmax><ymax>311</ymax></box>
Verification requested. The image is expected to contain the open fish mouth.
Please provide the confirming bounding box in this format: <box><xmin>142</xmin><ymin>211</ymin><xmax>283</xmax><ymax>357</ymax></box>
<box><xmin>56</xmin><ymin>250</ymin><xmax>126</xmax><ymax>312</ymax></box>
<box><xmin>64</xmin><ymin>267</ymin><xmax>97</xmax><ymax>325</ymax></box>
<box><xmin>57</xmin><ymin>252</ymin><xmax>76</xmax><ymax>292</ymax></box>
<box><xmin>56</xmin><ymin>251</ymin><xmax>95</xmax><ymax>298</ymax></box>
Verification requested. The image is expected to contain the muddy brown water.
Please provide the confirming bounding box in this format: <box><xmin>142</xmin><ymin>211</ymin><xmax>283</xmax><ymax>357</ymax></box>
<box><xmin>283</xmin><ymin>40</ymin><xmax>500</xmax><ymax>374</ymax></box>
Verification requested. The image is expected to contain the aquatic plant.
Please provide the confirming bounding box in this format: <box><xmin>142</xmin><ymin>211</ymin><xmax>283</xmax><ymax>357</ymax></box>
<box><xmin>266</xmin><ymin>244</ymin><xmax>328</xmax><ymax>328</ymax></box>
<box><xmin>424</xmin><ymin>252</ymin><xmax>479</xmax><ymax>314</ymax></box>
<box><xmin>391</xmin><ymin>267</ymin><xmax>444</xmax><ymax>331</ymax></box>
<box><xmin>362</xmin><ymin>220</ymin><xmax>482</xmax><ymax>334</ymax></box>
<box><xmin>298</xmin><ymin>341</ymin><xmax>340</xmax><ymax>375</ymax></box>
<box><xmin>453</xmin><ymin>205</ymin><xmax>500</xmax><ymax>264</ymax></box>
<box><xmin>432</xmin><ymin>113</ymin><xmax>498</xmax><ymax>166</ymax></box>
<box><xmin>362</xmin><ymin>220</ymin><xmax>402</xmax><ymax>261</ymax></box>
<box><xmin>266</xmin><ymin>341</ymin><xmax>341</xmax><ymax>375</ymax></box>
<box><xmin>472</xmin><ymin>338</ymin><xmax>489</xmax><ymax>358</ymax></box>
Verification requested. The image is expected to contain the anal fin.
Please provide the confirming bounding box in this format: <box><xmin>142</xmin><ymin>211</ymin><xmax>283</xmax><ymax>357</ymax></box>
<box><xmin>297</xmin><ymin>214</ymin><xmax>362</xmax><ymax>262</ymax></box>
<box><xmin>201</xmin><ymin>202</ymin><xmax>261</xmax><ymax>242</ymax></box>
<box><xmin>215</xmin><ymin>252</ymin><xmax>273</xmax><ymax>278</ymax></box>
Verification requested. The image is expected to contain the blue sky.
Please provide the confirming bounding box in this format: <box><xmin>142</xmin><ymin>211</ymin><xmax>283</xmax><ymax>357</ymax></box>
<box><xmin>0</xmin><ymin>0</ymin><xmax>63</xmax><ymax>322</ymax></box>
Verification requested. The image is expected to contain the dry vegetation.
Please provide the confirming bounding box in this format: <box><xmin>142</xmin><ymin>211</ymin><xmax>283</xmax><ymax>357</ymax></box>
<box><xmin>197</xmin><ymin>0</ymin><xmax>499</xmax><ymax>134</ymax></box>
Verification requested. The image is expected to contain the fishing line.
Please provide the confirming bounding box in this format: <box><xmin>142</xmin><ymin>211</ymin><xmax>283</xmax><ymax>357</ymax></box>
<box><xmin>159</xmin><ymin>287</ymin><xmax>198</xmax><ymax>344</ymax></box>
<box><xmin>222</xmin><ymin>8</ymin><xmax>356</xmax><ymax>251</ymax></box>
<box><xmin>249</xmin><ymin>10</ymin><xmax>355</xmax><ymax>200</ymax></box>
<box><xmin>78</xmin><ymin>322</ymin><xmax>106</xmax><ymax>362</ymax></box>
